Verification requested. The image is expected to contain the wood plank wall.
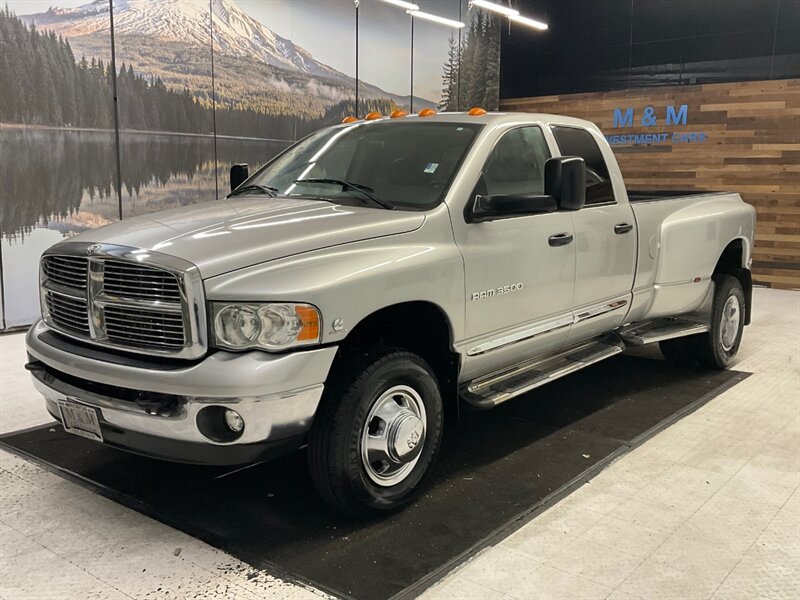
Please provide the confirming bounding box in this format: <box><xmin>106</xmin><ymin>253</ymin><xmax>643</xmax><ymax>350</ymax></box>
<box><xmin>501</xmin><ymin>79</ymin><xmax>800</xmax><ymax>290</ymax></box>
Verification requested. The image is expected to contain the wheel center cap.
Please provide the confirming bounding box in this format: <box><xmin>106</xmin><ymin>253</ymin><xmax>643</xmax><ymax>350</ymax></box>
<box><xmin>388</xmin><ymin>412</ymin><xmax>425</xmax><ymax>463</ymax></box>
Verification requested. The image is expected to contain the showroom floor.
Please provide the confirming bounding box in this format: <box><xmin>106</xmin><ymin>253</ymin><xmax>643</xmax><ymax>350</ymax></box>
<box><xmin>1</xmin><ymin>287</ymin><xmax>798</xmax><ymax>600</ymax></box>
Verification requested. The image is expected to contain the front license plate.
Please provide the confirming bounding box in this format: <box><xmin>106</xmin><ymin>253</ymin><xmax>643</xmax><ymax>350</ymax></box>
<box><xmin>57</xmin><ymin>400</ymin><xmax>103</xmax><ymax>442</ymax></box>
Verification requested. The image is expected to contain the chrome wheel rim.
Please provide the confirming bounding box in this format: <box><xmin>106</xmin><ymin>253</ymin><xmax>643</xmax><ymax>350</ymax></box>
<box><xmin>720</xmin><ymin>295</ymin><xmax>741</xmax><ymax>352</ymax></box>
<box><xmin>360</xmin><ymin>385</ymin><xmax>427</xmax><ymax>487</ymax></box>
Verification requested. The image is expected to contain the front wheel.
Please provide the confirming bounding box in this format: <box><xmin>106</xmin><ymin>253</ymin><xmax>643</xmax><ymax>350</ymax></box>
<box><xmin>307</xmin><ymin>349</ymin><xmax>443</xmax><ymax>517</ymax></box>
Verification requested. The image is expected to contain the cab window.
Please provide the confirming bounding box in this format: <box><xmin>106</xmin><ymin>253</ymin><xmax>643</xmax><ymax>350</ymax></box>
<box><xmin>479</xmin><ymin>126</ymin><xmax>551</xmax><ymax>196</ymax></box>
<box><xmin>551</xmin><ymin>126</ymin><xmax>616</xmax><ymax>205</ymax></box>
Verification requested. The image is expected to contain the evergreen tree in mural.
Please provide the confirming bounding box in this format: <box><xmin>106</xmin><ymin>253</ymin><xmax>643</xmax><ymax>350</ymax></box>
<box><xmin>480</xmin><ymin>13</ymin><xmax>501</xmax><ymax>109</ymax></box>
<box><xmin>439</xmin><ymin>10</ymin><xmax>500</xmax><ymax>111</ymax></box>
<box><xmin>0</xmin><ymin>9</ymin><xmax>334</xmax><ymax>139</ymax></box>
<box><xmin>0</xmin><ymin>10</ymin><xmax>110</xmax><ymax>128</ymax></box>
<box><xmin>439</xmin><ymin>34</ymin><xmax>460</xmax><ymax>111</ymax></box>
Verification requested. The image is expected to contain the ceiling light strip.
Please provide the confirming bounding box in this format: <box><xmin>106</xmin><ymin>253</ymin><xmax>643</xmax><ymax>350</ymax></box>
<box><xmin>509</xmin><ymin>13</ymin><xmax>549</xmax><ymax>31</ymax></box>
<box><xmin>407</xmin><ymin>9</ymin><xmax>465</xmax><ymax>28</ymax></box>
<box><xmin>470</xmin><ymin>0</ymin><xmax>519</xmax><ymax>17</ymax></box>
<box><xmin>379</xmin><ymin>0</ymin><xmax>420</xmax><ymax>10</ymax></box>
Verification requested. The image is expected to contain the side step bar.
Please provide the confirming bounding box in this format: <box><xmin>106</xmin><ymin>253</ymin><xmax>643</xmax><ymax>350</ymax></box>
<box><xmin>618</xmin><ymin>318</ymin><xmax>709</xmax><ymax>346</ymax></box>
<box><xmin>461</xmin><ymin>338</ymin><xmax>625</xmax><ymax>409</ymax></box>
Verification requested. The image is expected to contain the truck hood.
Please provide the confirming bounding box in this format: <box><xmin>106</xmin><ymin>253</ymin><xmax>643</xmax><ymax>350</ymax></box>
<box><xmin>75</xmin><ymin>197</ymin><xmax>425</xmax><ymax>278</ymax></box>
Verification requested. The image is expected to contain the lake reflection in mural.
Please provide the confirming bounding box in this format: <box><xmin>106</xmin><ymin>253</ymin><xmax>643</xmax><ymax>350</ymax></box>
<box><xmin>0</xmin><ymin>127</ymin><xmax>289</xmax><ymax>327</ymax></box>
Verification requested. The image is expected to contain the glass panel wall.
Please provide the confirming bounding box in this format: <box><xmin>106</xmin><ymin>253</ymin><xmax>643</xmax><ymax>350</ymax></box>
<box><xmin>0</xmin><ymin>0</ymin><xmax>499</xmax><ymax>330</ymax></box>
<box><xmin>458</xmin><ymin>0</ymin><xmax>501</xmax><ymax>110</ymax></box>
<box><xmin>414</xmin><ymin>0</ymin><xmax>463</xmax><ymax>112</ymax></box>
<box><xmin>115</xmin><ymin>0</ymin><xmax>217</xmax><ymax>218</ymax></box>
<box><xmin>0</xmin><ymin>1</ymin><xmax>117</xmax><ymax>327</ymax></box>
<box><xmin>358</xmin><ymin>0</ymin><xmax>412</xmax><ymax>114</ymax></box>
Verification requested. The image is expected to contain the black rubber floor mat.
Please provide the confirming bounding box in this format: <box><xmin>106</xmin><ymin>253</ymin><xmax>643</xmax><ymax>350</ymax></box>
<box><xmin>0</xmin><ymin>354</ymin><xmax>747</xmax><ymax>600</ymax></box>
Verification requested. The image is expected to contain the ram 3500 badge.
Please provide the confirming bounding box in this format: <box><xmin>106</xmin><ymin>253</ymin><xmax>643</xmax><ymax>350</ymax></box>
<box><xmin>472</xmin><ymin>282</ymin><xmax>525</xmax><ymax>300</ymax></box>
<box><xmin>27</xmin><ymin>111</ymin><xmax>755</xmax><ymax>516</ymax></box>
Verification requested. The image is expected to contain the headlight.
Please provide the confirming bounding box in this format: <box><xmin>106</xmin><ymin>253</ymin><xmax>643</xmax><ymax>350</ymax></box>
<box><xmin>212</xmin><ymin>303</ymin><xmax>321</xmax><ymax>351</ymax></box>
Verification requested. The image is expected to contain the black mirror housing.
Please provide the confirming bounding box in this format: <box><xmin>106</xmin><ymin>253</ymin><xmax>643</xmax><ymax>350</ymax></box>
<box><xmin>545</xmin><ymin>156</ymin><xmax>586</xmax><ymax>210</ymax></box>
<box><xmin>230</xmin><ymin>163</ymin><xmax>249</xmax><ymax>192</ymax></box>
<box><xmin>471</xmin><ymin>193</ymin><xmax>558</xmax><ymax>222</ymax></box>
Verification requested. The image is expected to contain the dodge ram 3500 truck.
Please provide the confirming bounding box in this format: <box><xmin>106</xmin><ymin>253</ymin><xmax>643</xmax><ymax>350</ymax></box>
<box><xmin>27</xmin><ymin>111</ymin><xmax>755</xmax><ymax>515</ymax></box>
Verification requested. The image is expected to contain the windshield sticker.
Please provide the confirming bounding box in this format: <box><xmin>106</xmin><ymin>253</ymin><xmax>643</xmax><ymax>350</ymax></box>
<box><xmin>424</xmin><ymin>163</ymin><xmax>439</xmax><ymax>174</ymax></box>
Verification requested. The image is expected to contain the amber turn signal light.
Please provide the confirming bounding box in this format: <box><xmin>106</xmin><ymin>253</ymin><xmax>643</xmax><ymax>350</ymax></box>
<box><xmin>341</xmin><ymin>116</ymin><xmax>359</xmax><ymax>123</ymax></box>
<box><xmin>390</xmin><ymin>109</ymin><xmax>408</xmax><ymax>118</ymax></box>
<box><xmin>468</xmin><ymin>107</ymin><xmax>487</xmax><ymax>116</ymax></box>
<box><xmin>295</xmin><ymin>305</ymin><xmax>321</xmax><ymax>341</ymax></box>
<box><xmin>418</xmin><ymin>108</ymin><xmax>437</xmax><ymax>117</ymax></box>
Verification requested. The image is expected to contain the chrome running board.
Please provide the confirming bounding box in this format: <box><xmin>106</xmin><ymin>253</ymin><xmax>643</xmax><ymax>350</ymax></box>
<box><xmin>461</xmin><ymin>338</ymin><xmax>625</xmax><ymax>409</ymax></box>
<box><xmin>618</xmin><ymin>318</ymin><xmax>709</xmax><ymax>346</ymax></box>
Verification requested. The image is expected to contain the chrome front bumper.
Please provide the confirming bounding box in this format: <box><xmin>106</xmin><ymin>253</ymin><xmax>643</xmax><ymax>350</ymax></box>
<box><xmin>26</xmin><ymin>321</ymin><xmax>338</xmax><ymax>463</ymax></box>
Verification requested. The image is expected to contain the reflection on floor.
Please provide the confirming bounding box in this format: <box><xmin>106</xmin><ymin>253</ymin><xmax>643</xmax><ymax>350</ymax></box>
<box><xmin>1</xmin><ymin>356</ymin><xmax>743</xmax><ymax>600</ymax></box>
<box><xmin>1</xmin><ymin>287</ymin><xmax>798</xmax><ymax>600</ymax></box>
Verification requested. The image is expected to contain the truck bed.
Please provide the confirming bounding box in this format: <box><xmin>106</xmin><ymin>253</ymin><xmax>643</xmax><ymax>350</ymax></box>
<box><xmin>627</xmin><ymin>189</ymin><xmax>730</xmax><ymax>203</ymax></box>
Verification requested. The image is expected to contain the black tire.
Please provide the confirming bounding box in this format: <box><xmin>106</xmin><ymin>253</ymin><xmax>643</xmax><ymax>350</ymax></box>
<box><xmin>660</xmin><ymin>275</ymin><xmax>745</xmax><ymax>370</ymax></box>
<box><xmin>307</xmin><ymin>348</ymin><xmax>443</xmax><ymax>517</ymax></box>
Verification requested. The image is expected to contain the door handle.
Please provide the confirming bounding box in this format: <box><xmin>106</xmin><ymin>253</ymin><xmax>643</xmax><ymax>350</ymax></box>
<box><xmin>548</xmin><ymin>232</ymin><xmax>574</xmax><ymax>247</ymax></box>
<box><xmin>614</xmin><ymin>223</ymin><xmax>633</xmax><ymax>234</ymax></box>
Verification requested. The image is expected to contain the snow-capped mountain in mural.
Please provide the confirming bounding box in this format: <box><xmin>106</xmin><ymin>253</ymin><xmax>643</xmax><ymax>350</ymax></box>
<box><xmin>20</xmin><ymin>0</ymin><xmax>433</xmax><ymax>111</ymax></box>
<box><xmin>24</xmin><ymin>0</ymin><xmax>346</xmax><ymax>81</ymax></box>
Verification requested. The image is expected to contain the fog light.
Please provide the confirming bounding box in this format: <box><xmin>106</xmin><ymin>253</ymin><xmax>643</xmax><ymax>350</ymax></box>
<box><xmin>197</xmin><ymin>406</ymin><xmax>244</xmax><ymax>442</ymax></box>
<box><xmin>224</xmin><ymin>409</ymin><xmax>244</xmax><ymax>433</ymax></box>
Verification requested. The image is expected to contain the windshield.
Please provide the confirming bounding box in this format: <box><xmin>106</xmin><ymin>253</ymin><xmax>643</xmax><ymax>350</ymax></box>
<box><xmin>244</xmin><ymin>121</ymin><xmax>482</xmax><ymax>210</ymax></box>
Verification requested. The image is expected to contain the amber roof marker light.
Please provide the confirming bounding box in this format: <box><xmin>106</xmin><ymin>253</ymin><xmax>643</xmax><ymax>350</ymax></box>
<box><xmin>390</xmin><ymin>109</ymin><xmax>408</xmax><ymax>118</ymax></box>
<box><xmin>365</xmin><ymin>111</ymin><xmax>383</xmax><ymax>121</ymax></box>
<box><xmin>341</xmin><ymin>116</ymin><xmax>359</xmax><ymax>124</ymax></box>
<box><xmin>468</xmin><ymin>107</ymin><xmax>487</xmax><ymax>116</ymax></box>
<box><xmin>418</xmin><ymin>108</ymin><xmax>437</xmax><ymax>117</ymax></box>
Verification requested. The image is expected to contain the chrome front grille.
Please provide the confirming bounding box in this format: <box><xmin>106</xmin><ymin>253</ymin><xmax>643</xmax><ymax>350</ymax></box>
<box><xmin>44</xmin><ymin>291</ymin><xmax>90</xmax><ymax>335</ymax></box>
<box><xmin>42</xmin><ymin>255</ymin><xmax>88</xmax><ymax>290</ymax></box>
<box><xmin>105</xmin><ymin>305</ymin><xmax>185</xmax><ymax>349</ymax></box>
<box><xmin>102</xmin><ymin>260</ymin><xmax>182</xmax><ymax>303</ymax></box>
<box><xmin>40</xmin><ymin>245</ymin><xmax>206</xmax><ymax>358</ymax></box>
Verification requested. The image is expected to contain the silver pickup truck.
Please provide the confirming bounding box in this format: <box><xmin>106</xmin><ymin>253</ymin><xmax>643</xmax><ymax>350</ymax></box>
<box><xmin>27</xmin><ymin>112</ymin><xmax>755</xmax><ymax>515</ymax></box>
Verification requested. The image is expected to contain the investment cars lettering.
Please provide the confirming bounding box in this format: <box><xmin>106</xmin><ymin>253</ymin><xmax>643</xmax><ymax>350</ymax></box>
<box><xmin>606</xmin><ymin>104</ymin><xmax>707</xmax><ymax>146</ymax></box>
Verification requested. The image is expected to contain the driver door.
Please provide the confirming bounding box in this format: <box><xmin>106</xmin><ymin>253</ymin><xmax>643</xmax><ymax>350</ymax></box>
<box><xmin>451</xmin><ymin>125</ymin><xmax>576</xmax><ymax>381</ymax></box>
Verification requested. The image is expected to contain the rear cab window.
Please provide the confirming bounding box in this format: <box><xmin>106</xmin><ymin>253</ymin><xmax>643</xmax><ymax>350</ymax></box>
<box><xmin>551</xmin><ymin>126</ymin><xmax>616</xmax><ymax>206</ymax></box>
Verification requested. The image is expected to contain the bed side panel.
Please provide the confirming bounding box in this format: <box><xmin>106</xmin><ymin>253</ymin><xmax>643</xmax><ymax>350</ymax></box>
<box><xmin>628</xmin><ymin>193</ymin><xmax>754</xmax><ymax>322</ymax></box>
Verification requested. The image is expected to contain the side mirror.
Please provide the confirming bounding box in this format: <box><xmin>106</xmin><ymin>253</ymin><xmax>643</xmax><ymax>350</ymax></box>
<box><xmin>544</xmin><ymin>156</ymin><xmax>586</xmax><ymax>210</ymax></box>
<box><xmin>230</xmin><ymin>163</ymin><xmax>249</xmax><ymax>192</ymax></box>
<box><xmin>471</xmin><ymin>193</ymin><xmax>558</xmax><ymax>222</ymax></box>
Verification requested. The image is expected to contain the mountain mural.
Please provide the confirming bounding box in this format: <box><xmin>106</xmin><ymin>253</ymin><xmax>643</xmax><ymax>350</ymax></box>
<box><xmin>18</xmin><ymin>0</ymin><xmax>435</xmax><ymax>122</ymax></box>
<box><xmin>0</xmin><ymin>0</ymin><xmax>501</xmax><ymax>330</ymax></box>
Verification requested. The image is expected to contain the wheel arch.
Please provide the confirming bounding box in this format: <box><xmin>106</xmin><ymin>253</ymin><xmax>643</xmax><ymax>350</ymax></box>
<box><xmin>332</xmin><ymin>301</ymin><xmax>461</xmax><ymax>417</ymax></box>
<box><xmin>713</xmin><ymin>238</ymin><xmax>752</xmax><ymax>325</ymax></box>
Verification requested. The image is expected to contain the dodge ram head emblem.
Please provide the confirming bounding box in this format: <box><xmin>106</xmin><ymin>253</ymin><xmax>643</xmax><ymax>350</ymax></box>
<box><xmin>407</xmin><ymin>430</ymin><xmax>420</xmax><ymax>449</ymax></box>
<box><xmin>87</xmin><ymin>244</ymin><xmax>102</xmax><ymax>255</ymax></box>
